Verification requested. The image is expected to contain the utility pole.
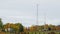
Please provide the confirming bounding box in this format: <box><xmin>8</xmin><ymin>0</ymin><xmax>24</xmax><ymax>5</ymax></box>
<box><xmin>36</xmin><ymin>4</ymin><xmax>39</xmax><ymax>31</ymax></box>
<box><xmin>44</xmin><ymin>11</ymin><xmax>46</xmax><ymax>25</ymax></box>
<box><xmin>44</xmin><ymin>11</ymin><xmax>47</xmax><ymax>31</ymax></box>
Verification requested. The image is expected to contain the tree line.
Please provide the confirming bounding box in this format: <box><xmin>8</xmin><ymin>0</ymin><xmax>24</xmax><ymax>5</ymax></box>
<box><xmin>0</xmin><ymin>18</ymin><xmax>60</xmax><ymax>33</ymax></box>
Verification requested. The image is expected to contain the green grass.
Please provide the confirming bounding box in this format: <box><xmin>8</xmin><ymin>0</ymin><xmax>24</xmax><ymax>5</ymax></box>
<box><xmin>1</xmin><ymin>31</ymin><xmax>60</xmax><ymax>34</ymax></box>
<box><xmin>28</xmin><ymin>31</ymin><xmax>60</xmax><ymax>34</ymax></box>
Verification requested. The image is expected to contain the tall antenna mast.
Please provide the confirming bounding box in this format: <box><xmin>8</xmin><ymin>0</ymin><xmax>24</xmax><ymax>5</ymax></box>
<box><xmin>44</xmin><ymin>11</ymin><xmax>47</xmax><ymax>30</ymax></box>
<box><xmin>36</xmin><ymin>4</ymin><xmax>38</xmax><ymax>25</ymax></box>
<box><xmin>44</xmin><ymin>11</ymin><xmax>46</xmax><ymax>25</ymax></box>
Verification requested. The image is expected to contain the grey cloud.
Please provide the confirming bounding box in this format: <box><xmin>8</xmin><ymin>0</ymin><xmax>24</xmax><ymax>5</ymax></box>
<box><xmin>0</xmin><ymin>0</ymin><xmax>60</xmax><ymax>26</ymax></box>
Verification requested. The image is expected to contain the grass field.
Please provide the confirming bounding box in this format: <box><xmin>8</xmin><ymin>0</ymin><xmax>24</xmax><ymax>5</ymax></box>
<box><xmin>27</xmin><ymin>31</ymin><xmax>60</xmax><ymax>34</ymax></box>
<box><xmin>0</xmin><ymin>31</ymin><xmax>60</xmax><ymax>34</ymax></box>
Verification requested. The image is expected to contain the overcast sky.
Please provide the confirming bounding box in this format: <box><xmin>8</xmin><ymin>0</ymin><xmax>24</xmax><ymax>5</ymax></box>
<box><xmin>0</xmin><ymin>0</ymin><xmax>60</xmax><ymax>27</ymax></box>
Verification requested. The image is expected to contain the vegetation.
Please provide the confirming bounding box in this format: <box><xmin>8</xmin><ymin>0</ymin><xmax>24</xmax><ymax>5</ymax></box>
<box><xmin>0</xmin><ymin>18</ymin><xmax>60</xmax><ymax>34</ymax></box>
<box><xmin>0</xmin><ymin>18</ymin><xmax>3</xmax><ymax>29</ymax></box>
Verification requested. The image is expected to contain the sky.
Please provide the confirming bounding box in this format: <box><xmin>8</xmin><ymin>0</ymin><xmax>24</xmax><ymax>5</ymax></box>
<box><xmin>0</xmin><ymin>0</ymin><xmax>60</xmax><ymax>27</ymax></box>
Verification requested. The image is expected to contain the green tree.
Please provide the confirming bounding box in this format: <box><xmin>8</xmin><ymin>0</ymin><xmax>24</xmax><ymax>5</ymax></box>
<box><xmin>0</xmin><ymin>18</ymin><xmax>3</xmax><ymax>29</ymax></box>
<box><xmin>15</xmin><ymin>23</ymin><xmax>24</xmax><ymax>34</ymax></box>
<box><xmin>15</xmin><ymin>23</ymin><xmax>24</xmax><ymax>32</ymax></box>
